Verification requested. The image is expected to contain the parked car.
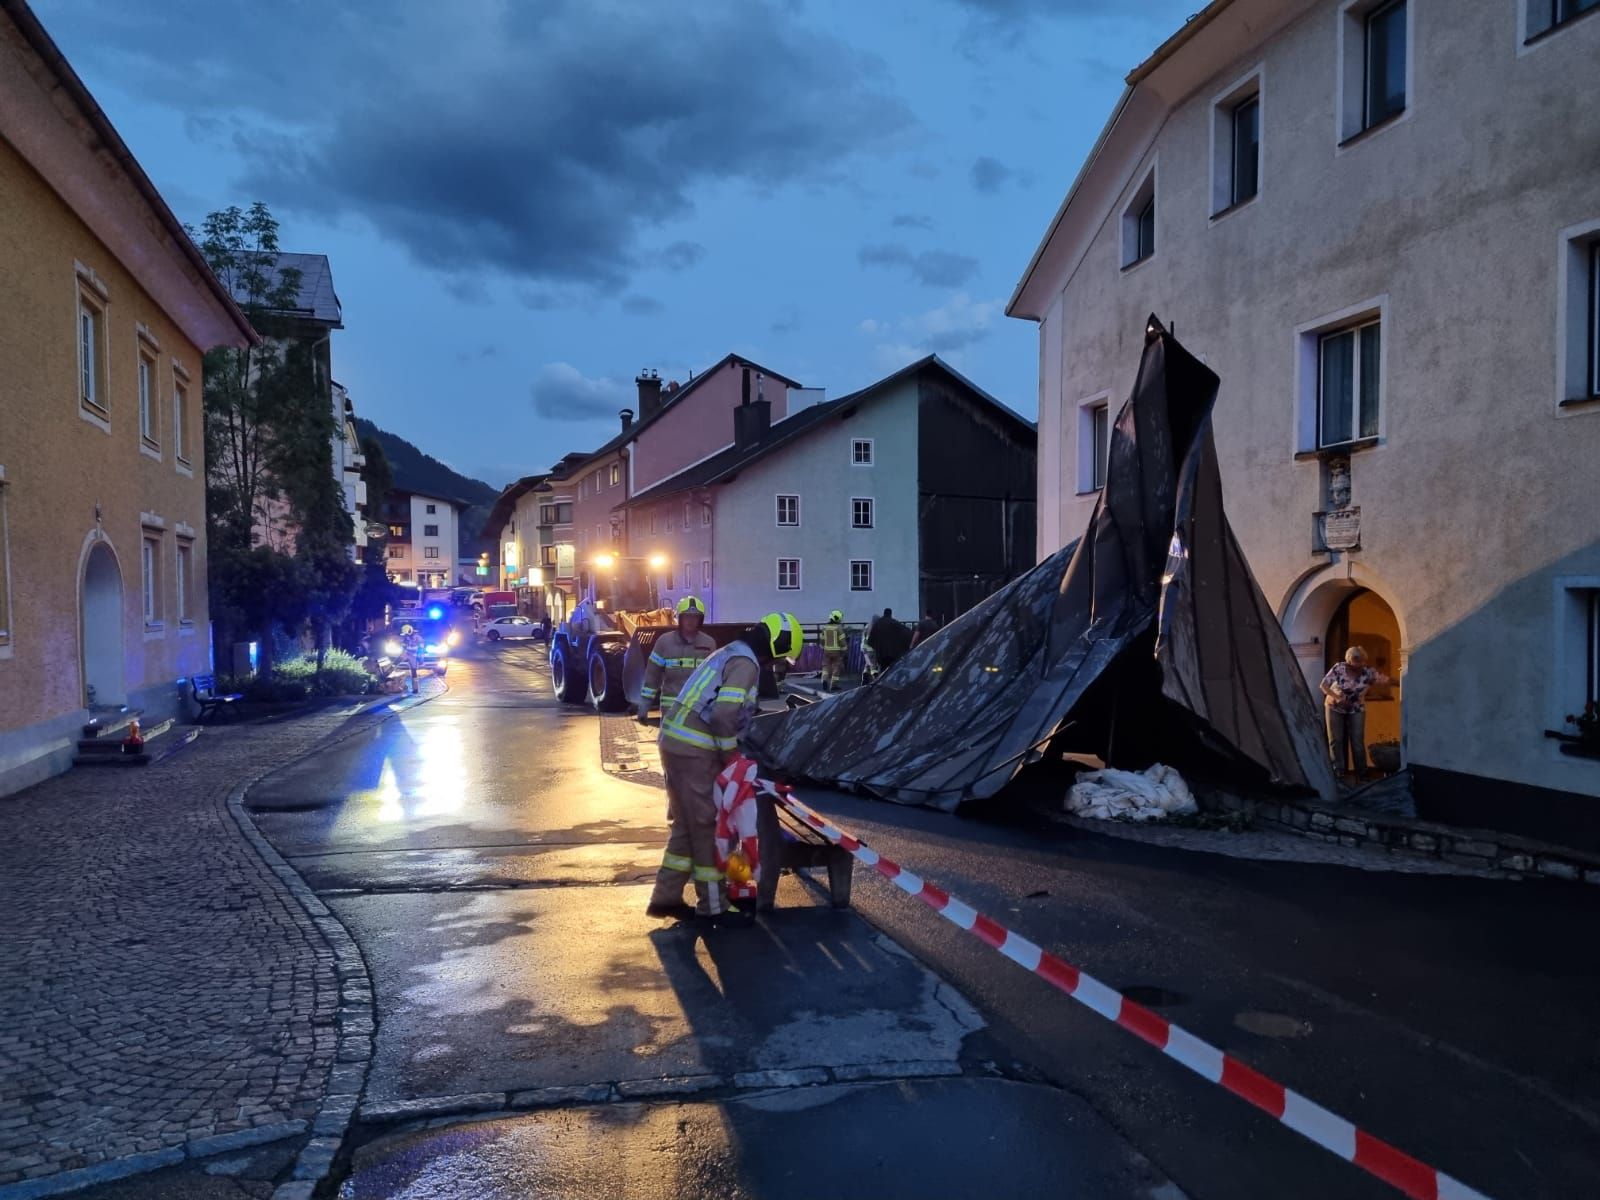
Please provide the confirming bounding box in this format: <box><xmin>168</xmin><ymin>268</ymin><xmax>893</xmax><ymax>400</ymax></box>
<box><xmin>482</xmin><ymin>616</ymin><xmax>539</xmax><ymax>642</ymax></box>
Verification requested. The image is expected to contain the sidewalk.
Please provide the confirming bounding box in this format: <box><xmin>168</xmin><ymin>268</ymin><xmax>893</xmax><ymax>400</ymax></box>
<box><xmin>0</xmin><ymin>694</ymin><xmax>427</xmax><ymax>1197</ymax></box>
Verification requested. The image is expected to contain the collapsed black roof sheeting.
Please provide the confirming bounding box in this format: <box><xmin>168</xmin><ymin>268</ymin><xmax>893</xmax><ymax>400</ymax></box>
<box><xmin>741</xmin><ymin>320</ymin><xmax>1336</xmax><ymax>810</ymax></box>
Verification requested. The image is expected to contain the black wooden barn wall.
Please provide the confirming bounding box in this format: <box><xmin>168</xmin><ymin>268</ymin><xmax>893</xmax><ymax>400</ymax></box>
<box><xmin>916</xmin><ymin>373</ymin><xmax>1037</xmax><ymax>624</ymax></box>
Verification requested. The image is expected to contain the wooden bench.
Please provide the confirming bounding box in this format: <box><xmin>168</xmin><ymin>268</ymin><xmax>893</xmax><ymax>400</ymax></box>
<box><xmin>191</xmin><ymin>673</ymin><xmax>242</xmax><ymax>723</ymax></box>
<box><xmin>755</xmin><ymin>792</ymin><xmax>854</xmax><ymax>910</ymax></box>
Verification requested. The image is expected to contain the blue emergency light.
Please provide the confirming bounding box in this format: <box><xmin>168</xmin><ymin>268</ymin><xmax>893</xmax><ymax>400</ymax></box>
<box><xmin>428</xmin><ymin>605</ymin><xmax>444</xmax><ymax>620</ymax></box>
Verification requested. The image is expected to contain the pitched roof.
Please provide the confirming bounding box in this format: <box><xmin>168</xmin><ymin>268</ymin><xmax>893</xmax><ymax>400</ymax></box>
<box><xmin>621</xmin><ymin>356</ymin><xmax>1033</xmax><ymax>509</ymax></box>
<box><xmin>485</xmin><ymin>473</ymin><xmax>551</xmax><ymax>535</ymax></box>
<box><xmin>564</xmin><ymin>352</ymin><xmax>804</xmax><ymax>475</ymax></box>
<box><xmin>238</xmin><ymin>252</ymin><xmax>343</xmax><ymax>326</ymax></box>
<box><xmin>1</xmin><ymin>0</ymin><xmax>257</xmax><ymax>347</ymax></box>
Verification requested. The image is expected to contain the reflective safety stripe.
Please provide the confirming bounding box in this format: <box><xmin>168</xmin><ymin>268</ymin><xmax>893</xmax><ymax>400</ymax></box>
<box><xmin>661</xmin><ymin>723</ymin><xmax>736</xmax><ymax>752</ymax></box>
<box><xmin>640</xmin><ymin>686</ymin><xmax>659</xmax><ymax>698</ymax></box>
<box><xmin>661</xmin><ymin>851</ymin><xmax>691</xmax><ymax>873</ymax></box>
<box><xmin>691</xmin><ymin>863</ymin><xmax>723</xmax><ymax>882</ymax></box>
<box><xmin>714</xmin><ymin>686</ymin><xmax>748</xmax><ymax>703</ymax></box>
<box><xmin>649</xmin><ymin>651</ymin><xmax>668</xmax><ymax>667</ymax></box>
<box><xmin>650</xmin><ymin>652</ymin><xmax>702</xmax><ymax>669</ymax></box>
<box><xmin>661</xmin><ymin>693</ymin><xmax>679</xmax><ymax>705</ymax></box>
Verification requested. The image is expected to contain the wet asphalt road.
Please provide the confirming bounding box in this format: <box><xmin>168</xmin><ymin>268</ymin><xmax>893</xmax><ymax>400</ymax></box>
<box><xmin>245</xmin><ymin>641</ymin><xmax>1176</xmax><ymax>1199</ymax></box>
<box><xmin>247</xmin><ymin>640</ymin><xmax>1600</xmax><ymax>1199</ymax></box>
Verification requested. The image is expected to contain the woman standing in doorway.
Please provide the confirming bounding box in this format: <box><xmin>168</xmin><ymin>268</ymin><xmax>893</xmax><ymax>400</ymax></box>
<box><xmin>1320</xmin><ymin>646</ymin><xmax>1390</xmax><ymax>780</ymax></box>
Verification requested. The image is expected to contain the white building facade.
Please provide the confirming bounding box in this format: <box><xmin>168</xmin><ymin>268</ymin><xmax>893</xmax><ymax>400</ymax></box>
<box><xmin>1011</xmin><ymin>0</ymin><xmax>1600</xmax><ymax>828</ymax></box>
<box><xmin>384</xmin><ymin>489</ymin><xmax>459</xmax><ymax>588</ymax></box>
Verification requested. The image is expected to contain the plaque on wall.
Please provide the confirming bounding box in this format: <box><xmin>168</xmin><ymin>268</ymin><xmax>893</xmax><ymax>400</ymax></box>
<box><xmin>1321</xmin><ymin>506</ymin><xmax>1361</xmax><ymax>550</ymax></box>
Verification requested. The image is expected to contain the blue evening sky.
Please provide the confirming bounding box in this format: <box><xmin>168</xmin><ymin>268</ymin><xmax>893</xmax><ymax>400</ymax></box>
<box><xmin>35</xmin><ymin>0</ymin><xmax>1196</xmax><ymax>488</ymax></box>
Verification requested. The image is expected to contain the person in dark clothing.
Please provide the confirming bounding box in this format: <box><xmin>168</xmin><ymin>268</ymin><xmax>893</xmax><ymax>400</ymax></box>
<box><xmin>866</xmin><ymin>607</ymin><xmax>912</xmax><ymax>674</ymax></box>
<box><xmin>909</xmin><ymin>611</ymin><xmax>940</xmax><ymax>649</ymax></box>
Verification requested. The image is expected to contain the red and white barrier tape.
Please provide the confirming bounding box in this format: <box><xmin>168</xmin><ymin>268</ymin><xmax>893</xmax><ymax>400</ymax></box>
<box><xmin>741</xmin><ymin>763</ymin><xmax>1491</xmax><ymax>1200</ymax></box>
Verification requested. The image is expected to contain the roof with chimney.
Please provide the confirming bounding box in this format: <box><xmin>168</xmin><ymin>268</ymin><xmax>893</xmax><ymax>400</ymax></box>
<box><xmin>565</xmin><ymin>352</ymin><xmax>803</xmax><ymax>474</ymax></box>
<box><xmin>619</xmin><ymin>355</ymin><xmax>1033</xmax><ymax>509</ymax></box>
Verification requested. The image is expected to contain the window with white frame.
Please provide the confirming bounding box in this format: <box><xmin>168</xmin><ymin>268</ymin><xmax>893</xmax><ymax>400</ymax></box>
<box><xmin>850</xmin><ymin>560</ymin><xmax>873</xmax><ymax>591</ymax></box>
<box><xmin>176</xmin><ymin>539</ymin><xmax>193</xmax><ymax>623</ymax></box>
<box><xmin>423</xmin><ymin>523</ymin><xmax>439</xmax><ymax>536</ymax></box>
<box><xmin>1318</xmin><ymin>319</ymin><xmax>1382</xmax><ymax>447</ymax></box>
<box><xmin>387</xmin><ymin>544</ymin><xmax>404</xmax><ymax>559</ymax></box>
<box><xmin>777</xmin><ymin>558</ymin><xmax>800</xmax><ymax>590</ymax></box>
<box><xmin>851</xmin><ymin>438</ymin><xmax>874</xmax><ymax>465</ymax></box>
<box><xmin>1295</xmin><ymin>300</ymin><xmax>1386</xmax><ymax>452</ymax></box>
<box><xmin>426</xmin><ymin>503</ymin><xmax>437</xmax><ymax>514</ymax></box>
<box><xmin>0</xmin><ymin>468</ymin><xmax>10</xmax><ymax>647</ymax></box>
<box><xmin>1556</xmin><ymin>581</ymin><xmax>1600</xmax><ymax>743</ymax></box>
<box><xmin>1211</xmin><ymin>71</ymin><xmax>1261</xmax><ymax>214</ymax></box>
<box><xmin>776</xmin><ymin>494</ymin><xmax>800</xmax><ymax>526</ymax></box>
<box><xmin>1558</xmin><ymin>223</ymin><xmax>1600</xmax><ymax>405</ymax></box>
<box><xmin>173</xmin><ymin>370</ymin><xmax>191</xmax><ymax>464</ymax></box>
<box><xmin>683</xmin><ymin>562</ymin><xmax>692</xmax><ymax>591</ymax></box>
<box><xmin>1121</xmin><ymin>166</ymin><xmax>1156</xmax><ymax>267</ymax></box>
<box><xmin>77</xmin><ymin>288</ymin><xmax>106</xmax><ymax>416</ymax></box>
<box><xmin>1526</xmin><ymin>0</ymin><xmax>1599</xmax><ymax>42</ymax></box>
<box><xmin>425</xmin><ymin>546</ymin><xmax>440</xmax><ymax>559</ymax></box>
<box><xmin>702</xmin><ymin>560</ymin><xmax>711</xmax><ymax>587</ymax></box>
<box><xmin>611</xmin><ymin>463</ymin><xmax>621</xmax><ymax>487</ymax></box>
<box><xmin>137</xmin><ymin>349</ymin><xmax>158</xmax><ymax>447</ymax></box>
<box><xmin>142</xmin><ymin>535</ymin><xmax>161</xmax><ymax>625</ymax></box>
<box><xmin>1077</xmin><ymin>397</ymin><xmax>1111</xmax><ymax>492</ymax></box>
<box><xmin>852</xmin><ymin>498</ymin><xmax>874</xmax><ymax>528</ymax></box>
<box><xmin>1339</xmin><ymin>0</ymin><xmax>1409</xmax><ymax>142</ymax></box>
<box><xmin>683</xmin><ymin>501</ymin><xmax>692</xmax><ymax>528</ymax></box>
<box><xmin>702</xmin><ymin>503</ymin><xmax>710</xmax><ymax>527</ymax></box>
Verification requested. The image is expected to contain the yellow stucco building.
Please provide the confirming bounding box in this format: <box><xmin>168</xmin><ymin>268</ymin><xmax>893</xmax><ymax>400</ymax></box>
<box><xmin>0</xmin><ymin>1</ymin><xmax>255</xmax><ymax>794</ymax></box>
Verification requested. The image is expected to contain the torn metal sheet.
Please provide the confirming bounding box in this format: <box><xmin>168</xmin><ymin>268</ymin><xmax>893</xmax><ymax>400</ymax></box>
<box><xmin>742</xmin><ymin>320</ymin><xmax>1338</xmax><ymax>810</ymax></box>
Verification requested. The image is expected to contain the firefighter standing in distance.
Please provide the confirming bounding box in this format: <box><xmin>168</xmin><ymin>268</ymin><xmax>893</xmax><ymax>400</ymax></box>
<box><xmin>637</xmin><ymin>596</ymin><xmax>715</xmax><ymax>722</ymax></box>
<box><xmin>820</xmin><ymin>609</ymin><xmax>848</xmax><ymax>692</ymax></box>
<box><xmin>647</xmin><ymin>611</ymin><xmax>803</xmax><ymax>926</ymax></box>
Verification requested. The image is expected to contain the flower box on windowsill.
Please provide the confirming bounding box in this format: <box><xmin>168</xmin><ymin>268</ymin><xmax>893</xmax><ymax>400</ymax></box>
<box><xmin>1544</xmin><ymin>728</ymin><xmax>1600</xmax><ymax>761</ymax></box>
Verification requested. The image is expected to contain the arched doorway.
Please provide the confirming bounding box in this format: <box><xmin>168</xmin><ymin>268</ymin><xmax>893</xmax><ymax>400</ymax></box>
<box><xmin>81</xmin><ymin>541</ymin><xmax>126</xmax><ymax>708</ymax></box>
<box><xmin>1324</xmin><ymin>589</ymin><xmax>1403</xmax><ymax>754</ymax></box>
<box><xmin>1280</xmin><ymin>563</ymin><xmax>1406</xmax><ymax>768</ymax></box>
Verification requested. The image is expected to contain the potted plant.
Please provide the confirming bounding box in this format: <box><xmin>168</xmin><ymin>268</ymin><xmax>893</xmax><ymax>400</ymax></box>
<box><xmin>1564</xmin><ymin>702</ymin><xmax>1599</xmax><ymax>748</ymax></box>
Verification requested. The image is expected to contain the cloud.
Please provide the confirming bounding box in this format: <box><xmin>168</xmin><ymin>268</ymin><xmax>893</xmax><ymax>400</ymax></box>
<box><xmin>857</xmin><ymin>243</ymin><xmax>979</xmax><ymax>288</ymax></box>
<box><xmin>660</xmin><ymin>241</ymin><xmax>707</xmax><ymax>271</ymax></box>
<box><xmin>621</xmin><ymin>295</ymin><xmax>665</xmax><ymax>315</ymax></box>
<box><xmin>908</xmin><ymin>161</ymin><xmax>941</xmax><ymax>180</ymax></box>
<box><xmin>890</xmin><ymin>213</ymin><xmax>934</xmax><ymax>230</ymax></box>
<box><xmin>530</xmin><ymin>362</ymin><xmax>633</xmax><ymax>422</ymax></box>
<box><xmin>970</xmin><ymin>155</ymin><xmax>1013</xmax><ymax>192</ymax></box>
<box><xmin>770</xmin><ymin>305</ymin><xmax>801</xmax><ymax>335</ymax></box>
<box><xmin>453</xmin><ymin>344</ymin><xmax>499</xmax><ymax>364</ymax></box>
<box><xmin>861</xmin><ymin>292</ymin><xmax>1003</xmax><ymax>366</ymax></box>
<box><xmin>53</xmin><ymin>0</ymin><xmax>913</xmax><ymax>293</ymax></box>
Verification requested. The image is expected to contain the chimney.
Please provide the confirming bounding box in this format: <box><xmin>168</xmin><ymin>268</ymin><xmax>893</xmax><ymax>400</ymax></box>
<box><xmin>619</xmin><ymin>408</ymin><xmax>634</xmax><ymax>432</ymax></box>
<box><xmin>734</xmin><ymin>391</ymin><xmax>771</xmax><ymax>451</ymax></box>
<box><xmin>636</xmin><ymin>368</ymin><xmax>662</xmax><ymax>418</ymax></box>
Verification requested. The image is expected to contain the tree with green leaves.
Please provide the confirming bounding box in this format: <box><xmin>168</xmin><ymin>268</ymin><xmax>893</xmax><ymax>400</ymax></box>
<box><xmin>197</xmin><ymin>202</ymin><xmax>357</xmax><ymax>675</ymax></box>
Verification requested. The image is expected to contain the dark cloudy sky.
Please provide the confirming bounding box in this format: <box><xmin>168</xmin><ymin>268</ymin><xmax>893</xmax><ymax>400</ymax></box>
<box><xmin>36</xmin><ymin>0</ymin><xmax>1195</xmax><ymax>487</ymax></box>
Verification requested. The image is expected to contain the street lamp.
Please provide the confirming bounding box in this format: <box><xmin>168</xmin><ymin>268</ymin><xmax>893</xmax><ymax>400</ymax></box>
<box><xmin>593</xmin><ymin>553</ymin><xmax>616</xmax><ymax>570</ymax></box>
<box><xmin>647</xmin><ymin>553</ymin><xmax>667</xmax><ymax>570</ymax></box>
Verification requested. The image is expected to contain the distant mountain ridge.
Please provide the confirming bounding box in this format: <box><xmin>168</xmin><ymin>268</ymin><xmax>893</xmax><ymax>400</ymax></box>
<box><xmin>354</xmin><ymin>417</ymin><xmax>499</xmax><ymax>549</ymax></box>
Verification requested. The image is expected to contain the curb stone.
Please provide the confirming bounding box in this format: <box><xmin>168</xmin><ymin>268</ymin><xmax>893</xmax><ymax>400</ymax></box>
<box><xmin>0</xmin><ymin>687</ymin><xmax>444</xmax><ymax>1200</ymax></box>
<box><xmin>222</xmin><ymin>684</ymin><xmax>445</xmax><ymax>1200</ymax></box>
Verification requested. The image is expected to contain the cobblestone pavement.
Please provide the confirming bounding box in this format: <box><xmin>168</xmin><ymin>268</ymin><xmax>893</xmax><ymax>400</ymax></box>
<box><xmin>0</xmin><ymin>698</ymin><xmax>424</xmax><ymax>1194</ymax></box>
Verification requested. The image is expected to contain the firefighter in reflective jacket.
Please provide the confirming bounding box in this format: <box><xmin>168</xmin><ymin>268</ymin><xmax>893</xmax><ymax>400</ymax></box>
<box><xmin>820</xmin><ymin>609</ymin><xmax>847</xmax><ymax>692</ymax></box>
<box><xmin>647</xmin><ymin>611</ymin><xmax>803</xmax><ymax>925</ymax></box>
<box><xmin>637</xmin><ymin>596</ymin><xmax>715</xmax><ymax>722</ymax></box>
